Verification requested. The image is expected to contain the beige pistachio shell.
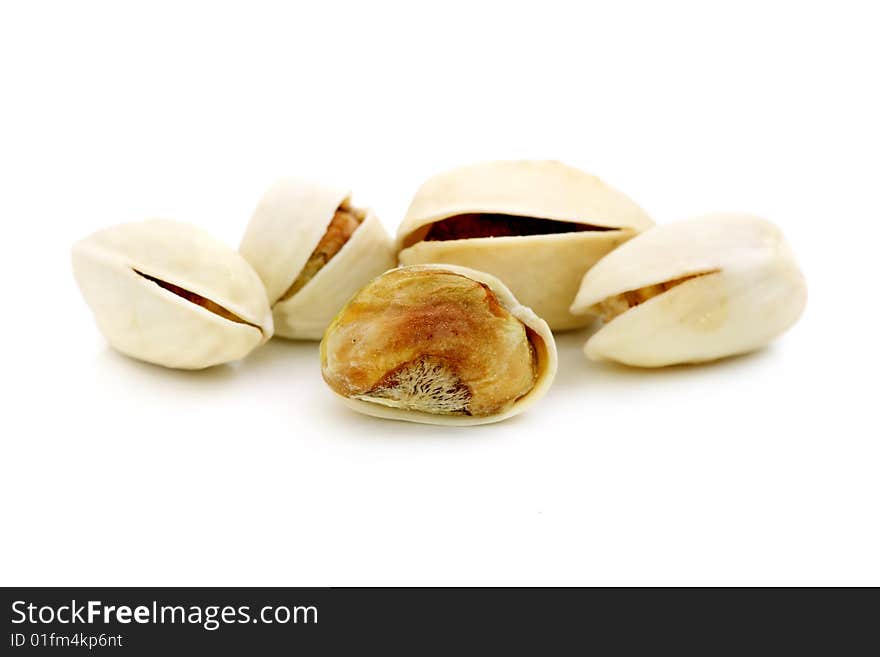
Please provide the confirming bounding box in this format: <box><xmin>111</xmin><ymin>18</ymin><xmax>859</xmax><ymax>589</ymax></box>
<box><xmin>570</xmin><ymin>213</ymin><xmax>807</xmax><ymax>367</ymax></box>
<box><xmin>240</xmin><ymin>177</ymin><xmax>396</xmax><ymax>340</ymax></box>
<box><xmin>320</xmin><ymin>264</ymin><xmax>558</xmax><ymax>426</ymax></box>
<box><xmin>396</xmin><ymin>160</ymin><xmax>653</xmax><ymax>330</ymax></box>
<box><xmin>72</xmin><ymin>219</ymin><xmax>273</xmax><ymax>369</ymax></box>
<box><xmin>398</xmin><ymin>160</ymin><xmax>654</xmax><ymax>240</ymax></box>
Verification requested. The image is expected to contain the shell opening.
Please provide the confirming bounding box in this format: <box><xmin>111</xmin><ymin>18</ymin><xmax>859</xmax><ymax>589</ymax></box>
<box><xmin>594</xmin><ymin>271</ymin><xmax>719</xmax><ymax>322</ymax></box>
<box><xmin>133</xmin><ymin>270</ymin><xmax>264</xmax><ymax>333</ymax></box>
<box><xmin>279</xmin><ymin>201</ymin><xmax>365</xmax><ymax>302</ymax></box>
<box><xmin>403</xmin><ymin>213</ymin><xmax>618</xmax><ymax>247</ymax></box>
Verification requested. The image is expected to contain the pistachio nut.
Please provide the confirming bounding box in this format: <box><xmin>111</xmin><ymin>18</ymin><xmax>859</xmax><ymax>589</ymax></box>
<box><xmin>396</xmin><ymin>160</ymin><xmax>654</xmax><ymax>331</ymax></box>
<box><xmin>320</xmin><ymin>264</ymin><xmax>557</xmax><ymax>425</ymax></box>
<box><xmin>240</xmin><ymin>177</ymin><xmax>397</xmax><ymax>340</ymax></box>
<box><xmin>570</xmin><ymin>213</ymin><xmax>807</xmax><ymax>367</ymax></box>
<box><xmin>72</xmin><ymin>219</ymin><xmax>273</xmax><ymax>369</ymax></box>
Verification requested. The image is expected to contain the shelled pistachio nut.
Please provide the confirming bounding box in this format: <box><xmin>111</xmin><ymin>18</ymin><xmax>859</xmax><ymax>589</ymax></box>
<box><xmin>320</xmin><ymin>264</ymin><xmax>557</xmax><ymax>426</ymax></box>
<box><xmin>72</xmin><ymin>219</ymin><xmax>273</xmax><ymax>369</ymax></box>
<box><xmin>239</xmin><ymin>177</ymin><xmax>396</xmax><ymax>340</ymax></box>
<box><xmin>396</xmin><ymin>160</ymin><xmax>654</xmax><ymax>331</ymax></box>
<box><xmin>570</xmin><ymin>213</ymin><xmax>807</xmax><ymax>367</ymax></box>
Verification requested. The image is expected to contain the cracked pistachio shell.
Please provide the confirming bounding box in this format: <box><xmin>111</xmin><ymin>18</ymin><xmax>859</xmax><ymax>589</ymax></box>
<box><xmin>239</xmin><ymin>177</ymin><xmax>397</xmax><ymax>340</ymax></box>
<box><xmin>396</xmin><ymin>160</ymin><xmax>654</xmax><ymax>331</ymax></box>
<box><xmin>320</xmin><ymin>264</ymin><xmax>558</xmax><ymax>426</ymax></box>
<box><xmin>72</xmin><ymin>219</ymin><xmax>273</xmax><ymax>369</ymax></box>
<box><xmin>570</xmin><ymin>213</ymin><xmax>807</xmax><ymax>367</ymax></box>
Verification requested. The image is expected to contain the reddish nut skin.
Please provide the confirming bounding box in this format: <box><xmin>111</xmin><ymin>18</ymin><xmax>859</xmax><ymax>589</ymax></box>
<box><xmin>279</xmin><ymin>205</ymin><xmax>364</xmax><ymax>301</ymax></box>
<box><xmin>423</xmin><ymin>213</ymin><xmax>613</xmax><ymax>241</ymax></box>
<box><xmin>594</xmin><ymin>273</ymin><xmax>710</xmax><ymax>322</ymax></box>
<box><xmin>321</xmin><ymin>267</ymin><xmax>537</xmax><ymax>418</ymax></box>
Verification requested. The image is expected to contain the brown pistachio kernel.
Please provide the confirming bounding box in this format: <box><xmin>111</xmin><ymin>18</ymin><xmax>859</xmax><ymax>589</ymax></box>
<box><xmin>594</xmin><ymin>273</ymin><xmax>711</xmax><ymax>322</ymax></box>
<box><xmin>321</xmin><ymin>267</ymin><xmax>538</xmax><ymax>418</ymax></box>
<box><xmin>280</xmin><ymin>204</ymin><xmax>365</xmax><ymax>301</ymax></box>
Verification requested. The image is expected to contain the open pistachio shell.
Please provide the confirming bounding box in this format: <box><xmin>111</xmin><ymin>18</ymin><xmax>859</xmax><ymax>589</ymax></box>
<box><xmin>240</xmin><ymin>177</ymin><xmax>397</xmax><ymax>340</ymax></box>
<box><xmin>570</xmin><ymin>213</ymin><xmax>807</xmax><ymax>367</ymax></box>
<box><xmin>396</xmin><ymin>160</ymin><xmax>653</xmax><ymax>331</ymax></box>
<box><xmin>72</xmin><ymin>219</ymin><xmax>273</xmax><ymax>369</ymax></box>
<box><xmin>320</xmin><ymin>264</ymin><xmax>558</xmax><ymax>426</ymax></box>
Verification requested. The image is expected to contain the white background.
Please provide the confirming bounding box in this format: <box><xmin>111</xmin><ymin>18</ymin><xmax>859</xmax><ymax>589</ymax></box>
<box><xmin>1</xmin><ymin>0</ymin><xmax>877</xmax><ymax>586</ymax></box>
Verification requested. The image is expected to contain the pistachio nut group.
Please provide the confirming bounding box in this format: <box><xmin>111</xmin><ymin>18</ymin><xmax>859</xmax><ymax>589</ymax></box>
<box><xmin>570</xmin><ymin>213</ymin><xmax>807</xmax><ymax>367</ymax></box>
<box><xmin>240</xmin><ymin>177</ymin><xmax>396</xmax><ymax>340</ymax></box>
<box><xmin>72</xmin><ymin>164</ymin><xmax>808</xmax><ymax>426</ymax></box>
<box><xmin>320</xmin><ymin>265</ymin><xmax>557</xmax><ymax>425</ymax></box>
<box><xmin>396</xmin><ymin>160</ymin><xmax>654</xmax><ymax>330</ymax></box>
<box><xmin>72</xmin><ymin>219</ymin><xmax>273</xmax><ymax>369</ymax></box>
